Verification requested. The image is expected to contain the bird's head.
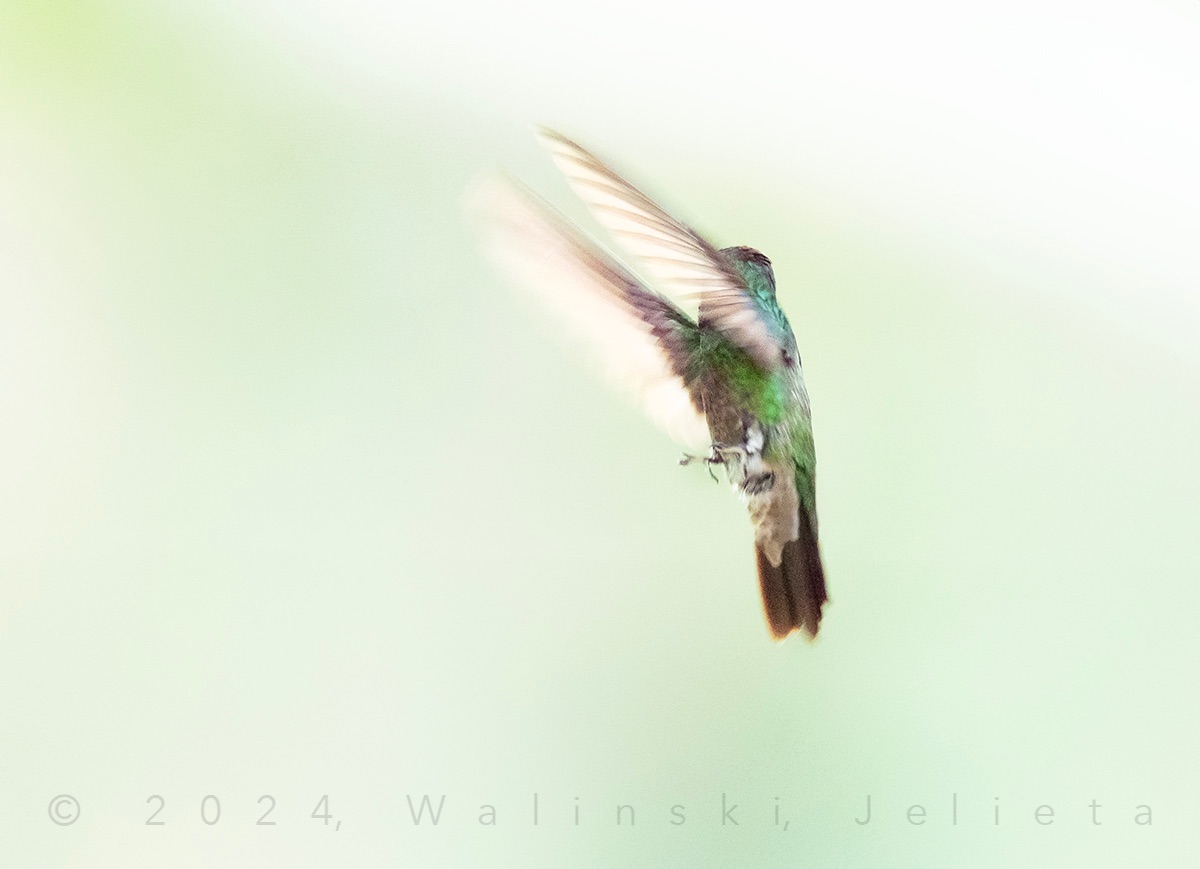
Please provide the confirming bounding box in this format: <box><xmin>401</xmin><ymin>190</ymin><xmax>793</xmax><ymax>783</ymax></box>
<box><xmin>720</xmin><ymin>246</ymin><xmax>776</xmax><ymax>299</ymax></box>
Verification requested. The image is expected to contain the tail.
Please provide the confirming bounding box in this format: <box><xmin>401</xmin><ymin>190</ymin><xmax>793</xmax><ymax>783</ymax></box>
<box><xmin>755</xmin><ymin>509</ymin><xmax>827</xmax><ymax>640</ymax></box>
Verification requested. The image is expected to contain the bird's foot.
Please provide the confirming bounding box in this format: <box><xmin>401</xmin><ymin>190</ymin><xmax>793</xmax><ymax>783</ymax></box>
<box><xmin>679</xmin><ymin>446</ymin><xmax>727</xmax><ymax>482</ymax></box>
<box><xmin>710</xmin><ymin>441</ymin><xmax>746</xmax><ymax>462</ymax></box>
<box><xmin>741</xmin><ymin>471</ymin><xmax>776</xmax><ymax>496</ymax></box>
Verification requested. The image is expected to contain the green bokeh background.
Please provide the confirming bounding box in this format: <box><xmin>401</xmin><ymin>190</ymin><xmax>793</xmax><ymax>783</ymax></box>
<box><xmin>2</xmin><ymin>1</ymin><xmax>1198</xmax><ymax>866</ymax></box>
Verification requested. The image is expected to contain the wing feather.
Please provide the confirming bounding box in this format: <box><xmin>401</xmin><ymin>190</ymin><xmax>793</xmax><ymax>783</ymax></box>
<box><xmin>536</xmin><ymin>128</ymin><xmax>786</xmax><ymax>372</ymax></box>
<box><xmin>466</xmin><ymin>173</ymin><xmax>711</xmax><ymax>450</ymax></box>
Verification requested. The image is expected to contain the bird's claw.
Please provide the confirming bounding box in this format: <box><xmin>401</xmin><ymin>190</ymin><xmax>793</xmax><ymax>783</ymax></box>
<box><xmin>679</xmin><ymin>446</ymin><xmax>727</xmax><ymax>483</ymax></box>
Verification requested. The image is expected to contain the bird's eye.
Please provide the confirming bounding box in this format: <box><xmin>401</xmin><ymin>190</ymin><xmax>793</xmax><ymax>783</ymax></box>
<box><xmin>782</xmin><ymin>350</ymin><xmax>798</xmax><ymax>368</ymax></box>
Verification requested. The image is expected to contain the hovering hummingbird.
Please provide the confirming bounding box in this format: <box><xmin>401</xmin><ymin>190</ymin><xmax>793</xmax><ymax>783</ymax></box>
<box><xmin>469</xmin><ymin>128</ymin><xmax>827</xmax><ymax>640</ymax></box>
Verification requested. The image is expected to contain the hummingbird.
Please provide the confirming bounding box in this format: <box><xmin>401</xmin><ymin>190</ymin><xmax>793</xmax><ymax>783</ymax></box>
<box><xmin>469</xmin><ymin>128</ymin><xmax>827</xmax><ymax>640</ymax></box>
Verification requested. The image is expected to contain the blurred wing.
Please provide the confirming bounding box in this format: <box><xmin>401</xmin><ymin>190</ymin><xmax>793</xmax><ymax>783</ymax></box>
<box><xmin>467</xmin><ymin>173</ymin><xmax>711</xmax><ymax>451</ymax></box>
<box><xmin>537</xmin><ymin>128</ymin><xmax>787</xmax><ymax>372</ymax></box>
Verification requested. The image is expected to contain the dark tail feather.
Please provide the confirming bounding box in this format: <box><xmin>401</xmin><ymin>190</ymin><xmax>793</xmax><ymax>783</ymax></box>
<box><xmin>755</xmin><ymin>511</ymin><xmax>828</xmax><ymax>640</ymax></box>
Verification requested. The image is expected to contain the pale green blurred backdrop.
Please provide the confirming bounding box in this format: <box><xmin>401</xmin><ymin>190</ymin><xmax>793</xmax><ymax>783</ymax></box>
<box><xmin>2</xmin><ymin>1</ymin><xmax>1198</xmax><ymax>866</ymax></box>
